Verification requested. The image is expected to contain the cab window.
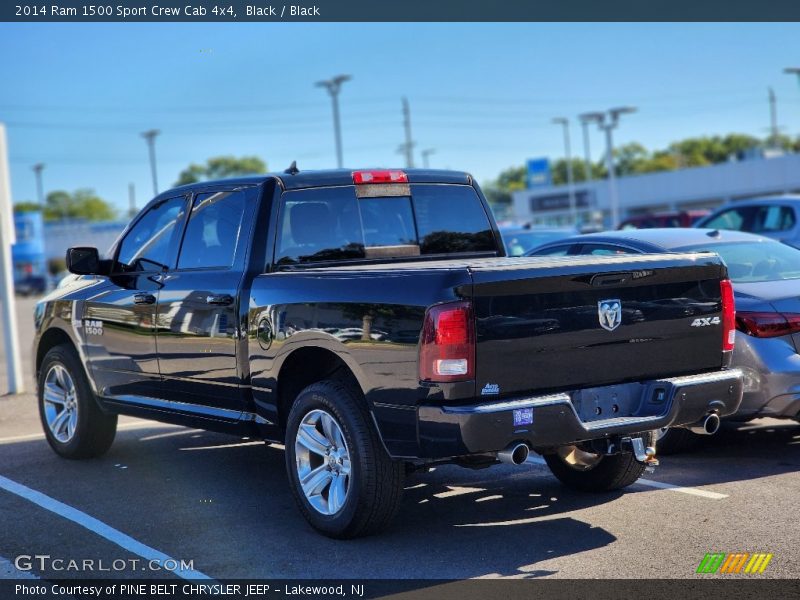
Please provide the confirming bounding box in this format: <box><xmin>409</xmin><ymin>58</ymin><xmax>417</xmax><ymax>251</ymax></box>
<box><xmin>177</xmin><ymin>190</ymin><xmax>247</xmax><ymax>270</ymax></box>
<box><xmin>115</xmin><ymin>197</ymin><xmax>186</xmax><ymax>272</ymax></box>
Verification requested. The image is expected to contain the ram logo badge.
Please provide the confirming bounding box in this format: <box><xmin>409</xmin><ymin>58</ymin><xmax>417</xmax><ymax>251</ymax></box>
<box><xmin>598</xmin><ymin>299</ymin><xmax>622</xmax><ymax>332</ymax></box>
<box><xmin>691</xmin><ymin>316</ymin><xmax>721</xmax><ymax>327</ymax></box>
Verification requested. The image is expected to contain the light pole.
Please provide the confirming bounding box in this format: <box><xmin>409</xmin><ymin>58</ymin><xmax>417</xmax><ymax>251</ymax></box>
<box><xmin>316</xmin><ymin>74</ymin><xmax>351</xmax><ymax>169</ymax></box>
<box><xmin>578</xmin><ymin>113</ymin><xmax>603</xmax><ymax>184</ymax></box>
<box><xmin>32</xmin><ymin>163</ymin><xmax>45</xmax><ymax>206</ymax></box>
<box><xmin>784</xmin><ymin>67</ymin><xmax>800</xmax><ymax>85</ymax></box>
<box><xmin>421</xmin><ymin>148</ymin><xmax>436</xmax><ymax>168</ymax></box>
<box><xmin>141</xmin><ymin>129</ymin><xmax>160</xmax><ymax>196</ymax></box>
<box><xmin>552</xmin><ymin>117</ymin><xmax>577</xmax><ymax>226</ymax></box>
<box><xmin>593</xmin><ymin>107</ymin><xmax>637</xmax><ymax>229</ymax></box>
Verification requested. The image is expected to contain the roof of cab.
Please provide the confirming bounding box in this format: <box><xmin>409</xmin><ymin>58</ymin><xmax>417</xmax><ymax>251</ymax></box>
<box><xmin>163</xmin><ymin>168</ymin><xmax>472</xmax><ymax>196</ymax></box>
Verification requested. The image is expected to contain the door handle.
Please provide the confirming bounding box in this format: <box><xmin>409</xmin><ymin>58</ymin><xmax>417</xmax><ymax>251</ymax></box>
<box><xmin>206</xmin><ymin>294</ymin><xmax>233</xmax><ymax>306</ymax></box>
<box><xmin>133</xmin><ymin>293</ymin><xmax>156</xmax><ymax>305</ymax></box>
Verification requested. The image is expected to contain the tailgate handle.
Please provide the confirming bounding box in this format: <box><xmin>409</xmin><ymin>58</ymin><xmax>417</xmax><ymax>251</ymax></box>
<box><xmin>590</xmin><ymin>273</ymin><xmax>632</xmax><ymax>287</ymax></box>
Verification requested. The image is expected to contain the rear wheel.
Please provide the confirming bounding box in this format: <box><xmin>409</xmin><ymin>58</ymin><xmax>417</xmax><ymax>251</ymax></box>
<box><xmin>284</xmin><ymin>380</ymin><xmax>404</xmax><ymax>539</ymax></box>
<box><xmin>543</xmin><ymin>431</ymin><xmax>655</xmax><ymax>492</ymax></box>
<box><xmin>38</xmin><ymin>344</ymin><xmax>117</xmax><ymax>459</ymax></box>
<box><xmin>654</xmin><ymin>426</ymin><xmax>699</xmax><ymax>455</ymax></box>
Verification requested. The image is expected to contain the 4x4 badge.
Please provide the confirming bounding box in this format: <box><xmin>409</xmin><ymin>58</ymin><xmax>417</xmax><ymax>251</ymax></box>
<box><xmin>598</xmin><ymin>299</ymin><xmax>622</xmax><ymax>332</ymax></box>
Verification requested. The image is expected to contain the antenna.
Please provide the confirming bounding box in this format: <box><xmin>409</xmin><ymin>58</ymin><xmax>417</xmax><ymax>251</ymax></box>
<box><xmin>284</xmin><ymin>160</ymin><xmax>299</xmax><ymax>175</ymax></box>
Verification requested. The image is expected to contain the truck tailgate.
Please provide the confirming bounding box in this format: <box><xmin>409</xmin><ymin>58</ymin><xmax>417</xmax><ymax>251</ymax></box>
<box><xmin>468</xmin><ymin>254</ymin><xmax>726</xmax><ymax>398</ymax></box>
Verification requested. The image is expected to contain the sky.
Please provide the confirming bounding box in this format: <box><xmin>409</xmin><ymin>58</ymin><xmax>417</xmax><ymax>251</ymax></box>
<box><xmin>1</xmin><ymin>22</ymin><xmax>799</xmax><ymax>215</ymax></box>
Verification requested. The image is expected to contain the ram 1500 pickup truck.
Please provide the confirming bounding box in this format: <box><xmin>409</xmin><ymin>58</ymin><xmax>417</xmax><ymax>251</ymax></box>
<box><xmin>33</xmin><ymin>167</ymin><xmax>743</xmax><ymax>538</ymax></box>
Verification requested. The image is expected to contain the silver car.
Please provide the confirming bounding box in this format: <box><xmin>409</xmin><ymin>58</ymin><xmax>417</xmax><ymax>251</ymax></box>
<box><xmin>694</xmin><ymin>195</ymin><xmax>800</xmax><ymax>249</ymax></box>
<box><xmin>528</xmin><ymin>228</ymin><xmax>800</xmax><ymax>453</ymax></box>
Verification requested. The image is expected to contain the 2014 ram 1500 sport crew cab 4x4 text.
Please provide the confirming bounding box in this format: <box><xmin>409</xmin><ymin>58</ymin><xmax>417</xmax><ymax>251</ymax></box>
<box><xmin>33</xmin><ymin>168</ymin><xmax>743</xmax><ymax>538</ymax></box>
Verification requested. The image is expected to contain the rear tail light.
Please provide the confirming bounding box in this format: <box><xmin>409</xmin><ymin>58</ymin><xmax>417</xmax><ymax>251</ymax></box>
<box><xmin>419</xmin><ymin>301</ymin><xmax>475</xmax><ymax>382</ymax></box>
<box><xmin>736</xmin><ymin>311</ymin><xmax>800</xmax><ymax>338</ymax></box>
<box><xmin>720</xmin><ymin>279</ymin><xmax>736</xmax><ymax>352</ymax></box>
<box><xmin>352</xmin><ymin>170</ymin><xmax>408</xmax><ymax>184</ymax></box>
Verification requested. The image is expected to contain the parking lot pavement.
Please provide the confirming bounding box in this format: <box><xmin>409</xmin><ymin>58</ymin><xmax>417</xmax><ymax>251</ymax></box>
<box><xmin>1</xmin><ymin>296</ymin><xmax>799</xmax><ymax>579</ymax></box>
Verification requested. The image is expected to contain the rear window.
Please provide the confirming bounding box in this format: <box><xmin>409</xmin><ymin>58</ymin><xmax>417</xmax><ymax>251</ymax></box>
<box><xmin>275</xmin><ymin>184</ymin><xmax>496</xmax><ymax>265</ymax></box>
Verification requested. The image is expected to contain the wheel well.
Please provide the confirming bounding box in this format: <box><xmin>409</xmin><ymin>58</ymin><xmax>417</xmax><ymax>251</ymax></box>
<box><xmin>276</xmin><ymin>347</ymin><xmax>362</xmax><ymax>428</ymax></box>
<box><xmin>36</xmin><ymin>328</ymin><xmax>76</xmax><ymax>377</ymax></box>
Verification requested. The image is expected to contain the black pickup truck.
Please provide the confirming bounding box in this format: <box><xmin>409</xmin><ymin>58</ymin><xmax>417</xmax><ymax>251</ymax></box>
<box><xmin>33</xmin><ymin>168</ymin><xmax>743</xmax><ymax>538</ymax></box>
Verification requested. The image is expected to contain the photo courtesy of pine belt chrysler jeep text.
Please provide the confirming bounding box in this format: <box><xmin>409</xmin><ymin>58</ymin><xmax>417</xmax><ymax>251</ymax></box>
<box><xmin>32</xmin><ymin>167</ymin><xmax>744</xmax><ymax>538</ymax></box>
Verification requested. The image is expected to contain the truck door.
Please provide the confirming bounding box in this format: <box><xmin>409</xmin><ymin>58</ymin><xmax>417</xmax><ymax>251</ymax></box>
<box><xmin>84</xmin><ymin>196</ymin><xmax>188</xmax><ymax>399</ymax></box>
<box><xmin>153</xmin><ymin>187</ymin><xmax>255</xmax><ymax>417</ymax></box>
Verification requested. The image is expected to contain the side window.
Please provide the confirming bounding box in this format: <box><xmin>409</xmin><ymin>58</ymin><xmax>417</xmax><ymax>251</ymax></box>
<box><xmin>116</xmin><ymin>197</ymin><xmax>186</xmax><ymax>272</ymax></box>
<box><xmin>581</xmin><ymin>244</ymin><xmax>638</xmax><ymax>256</ymax></box>
<box><xmin>177</xmin><ymin>190</ymin><xmax>247</xmax><ymax>270</ymax></box>
<box><xmin>532</xmin><ymin>245</ymin><xmax>571</xmax><ymax>256</ymax></box>
<box><xmin>753</xmin><ymin>205</ymin><xmax>796</xmax><ymax>232</ymax></box>
<box><xmin>703</xmin><ymin>207</ymin><xmax>750</xmax><ymax>231</ymax></box>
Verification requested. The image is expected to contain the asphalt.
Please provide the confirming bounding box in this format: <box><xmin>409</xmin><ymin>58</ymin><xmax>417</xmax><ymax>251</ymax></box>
<box><xmin>1</xmin><ymin>296</ymin><xmax>798</xmax><ymax>580</ymax></box>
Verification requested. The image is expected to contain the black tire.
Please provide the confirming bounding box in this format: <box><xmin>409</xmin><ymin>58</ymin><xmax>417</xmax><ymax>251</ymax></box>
<box><xmin>654</xmin><ymin>426</ymin><xmax>700</xmax><ymax>455</ymax></box>
<box><xmin>543</xmin><ymin>431</ymin><xmax>655</xmax><ymax>492</ymax></box>
<box><xmin>38</xmin><ymin>344</ymin><xmax>117</xmax><ymax>459</ymax></box>
<box><xmin>284</xmin><ymin>380</ymin><xmax>404</xmax><ymax>539</ymax></box>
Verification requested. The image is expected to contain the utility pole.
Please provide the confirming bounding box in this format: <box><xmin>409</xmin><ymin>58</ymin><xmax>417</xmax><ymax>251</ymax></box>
<box><xmin>141</xmin><ymin>129</ymin><xmax>160</xmax><ymax>196</ymax></box>
<box><xmin>32</xmin><ymin>163</ymin><xmax>45</xmax><ymax>205</ymax></box>
<box><xmin>0</xmin><ymin>123</ymin><xmax>24</xmax><ymax>394</ymax></box>
<box><xmin>593</xmin><ymin>107</ymin><xmax>637</xmax><ymax>229</ymax></box>
<box><xmin>421</xmin><ymin>148</ymin><xmax>436</xmax><ymax>168</ymax></box>
<box><xmin>315</xmin><ymin>74</ymin><xmax>351</xmax><ymax>169</ymax></box>
<box><xmin>401</xmin><ymin>98</ymin><xmax>415</xmax><ymax>168</ymax></box>
<box><xmin>128</xmin><ymin>183</ymin><xmax>136</xmax><ymax>218</ymax></box>
<box><xmin>768</xmin><ymin>87</ymin><xmax>780</xmax><ymax>148</ymax></box>
<box><xmin>552</xmin><ymin>117</ymin><xmax>576</xmax><ymax>227</ymax></box>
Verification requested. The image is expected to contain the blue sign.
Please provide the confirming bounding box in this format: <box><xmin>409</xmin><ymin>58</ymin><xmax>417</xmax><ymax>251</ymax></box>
<box><xmin>526</xmin><ymin>158</ymin><xmax>552</xmax><ymax>188</ymax></box>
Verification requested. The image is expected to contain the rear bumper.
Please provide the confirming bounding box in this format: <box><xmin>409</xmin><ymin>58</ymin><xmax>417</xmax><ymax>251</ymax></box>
<box><xmin>416</xmin><ymin>369</ymin><xmax>743</xmax><ymax>458</ymax></box>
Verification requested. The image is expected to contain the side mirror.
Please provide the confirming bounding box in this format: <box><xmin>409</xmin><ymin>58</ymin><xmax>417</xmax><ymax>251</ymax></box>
<box><xmin>66</xmin><ymin>247</ymin><xmax>102</xmax><ymax>275</ymax></box>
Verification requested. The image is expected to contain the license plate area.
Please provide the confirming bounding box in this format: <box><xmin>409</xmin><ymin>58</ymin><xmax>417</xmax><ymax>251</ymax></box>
<box><xmin>570</xmin><ymin>382</ymin><xmax>669</xmax><ymax>423</ymax></box>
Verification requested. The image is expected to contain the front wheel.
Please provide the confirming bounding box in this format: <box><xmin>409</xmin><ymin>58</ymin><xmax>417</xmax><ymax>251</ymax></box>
<box><xmin>38</xmin><ymin>344</ymin><xmax>117</xmax><ymax>459</ymax></box>
<box><xmin>543</xmin><ymin>431</ymin><xmax>655</xmax><ymax>492</ymax></box>
<box><xmin>284</xmin><ymin>380</ymin><xmax>404</xmax><ymax>539</ymax></box>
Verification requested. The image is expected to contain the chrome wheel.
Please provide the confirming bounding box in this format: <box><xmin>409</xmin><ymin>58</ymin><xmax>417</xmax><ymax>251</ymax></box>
<box><xmin>43</xmin><ymin>364</ymin><xmax>78</xmax><ymax>443</ymax></box>
<box><xmin>556</xmin><ymin>444</ymin><xmax>603</xmax><ymax>471</ymax></box>
<box><xmin>655</xmin><ymin>427</ymin><xmax>669</xmax><ymax>441</ymax></box>
<box><xmin>294</xmin><ymin>409</ymin><xmax>351</xmax><ymax>516</ymax></box>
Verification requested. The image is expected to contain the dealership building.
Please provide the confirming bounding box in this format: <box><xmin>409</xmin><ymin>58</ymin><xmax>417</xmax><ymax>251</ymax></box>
<box><xmin>511</xmin><ymin>152</ymin><xmax>800</xmax><ymax>228</ymax></box>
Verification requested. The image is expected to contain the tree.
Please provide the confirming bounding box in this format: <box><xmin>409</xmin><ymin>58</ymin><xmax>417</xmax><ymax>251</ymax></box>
<box><xmin>42</xmin><ymin>189</ymin><xmax>116</xmax><ymax>222</ymax></box>
<box><xmin>13</xmin><ymin>201</ymin><xmax>42</xmax><ymax>213</ymax></box>
<box><xmin>175</xmin><ymin>155</ymin><xmax>267</xmax><ymax>186</ymax></box>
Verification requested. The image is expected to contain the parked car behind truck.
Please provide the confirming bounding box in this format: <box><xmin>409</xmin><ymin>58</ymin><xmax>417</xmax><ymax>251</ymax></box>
<box><xmin>34</xmin><ymin>168</ymin><xmax>743</xmax><ymax>538</ymax></box>
<box><xmin>527</xmin><ymin>227</ymin><xmax>800</xmax><ymax>452</ymax></box>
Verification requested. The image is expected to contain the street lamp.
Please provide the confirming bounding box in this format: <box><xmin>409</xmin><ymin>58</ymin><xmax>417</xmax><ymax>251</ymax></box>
<box><xmin>578</xmin><ymin>112</ymin><xmax>603</xmax><ymax>184</ymax></box>
<box><xmin>552</xmin><ymin>117</ymin><xmax>577</xmax><ymax>227</ymax></box>
<box><xmin>32</xmin><ymin>163</ymin><xmax>45</xmax><ymax>205</ymax></box>
<box><xmin>592</xmin><ymin>107</ymin><xmax>637</xmax><ymax>229</ymax></box>
<box><xmin>783</xmin><ymin>67</ymin><xmax>800</xmax><ymax>84</ymax></box>
<box><xmin>316</xmin><ymin>74</ymin><xmax>351</xmax><ymax>169</ymax></box>
<box><xmin>141</xmin><ymin>129</ymin><xmax>160</xmax><ymax>196</ymax></box>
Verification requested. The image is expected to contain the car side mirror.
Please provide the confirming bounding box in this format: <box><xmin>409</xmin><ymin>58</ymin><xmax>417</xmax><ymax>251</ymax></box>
<box><xmin>66</xmin><ymin>247</ymin><xmax>103</xmax><ymax>275</ymax></box>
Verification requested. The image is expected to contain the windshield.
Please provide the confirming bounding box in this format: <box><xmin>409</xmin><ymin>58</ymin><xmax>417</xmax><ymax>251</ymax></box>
<box><xmin>677</xmin><ymin>241</ymin><xmax>800</xmax><ymax>283</ymax></box>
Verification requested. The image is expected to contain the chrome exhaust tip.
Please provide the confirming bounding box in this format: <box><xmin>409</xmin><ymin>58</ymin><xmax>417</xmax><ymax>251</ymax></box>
<box><xmin>497</xmin><ymin>442</ymin><xmax>530</xmax><ymax>465</ymax></box>
<box><xmin>686</xmin><ymin>413</ymin><xmax>721</xmax><ymax>436</ymax></box>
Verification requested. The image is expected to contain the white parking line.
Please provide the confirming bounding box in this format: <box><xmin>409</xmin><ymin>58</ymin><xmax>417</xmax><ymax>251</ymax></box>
<box><xmin>0</xmin><ymin>421</ymin><xmax>179</xmax><ymax>445</ymax></box>
<box><xmin>525</xmin><ymin>455</ymin><xmax>728</xmax><ymax>500</ymax></box>
<box><xmin>0</xmin><ymin>475</ymin><xmax>211</xmax><ymax>580</ymax></box>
